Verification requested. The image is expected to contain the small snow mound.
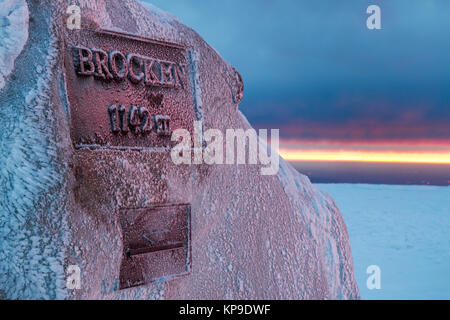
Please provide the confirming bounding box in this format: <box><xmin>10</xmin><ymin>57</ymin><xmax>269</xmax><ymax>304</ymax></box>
<box><xmin>0</xmin><ymin>0</ymin><xmax>29</xmax><ymax>90</ymax></box>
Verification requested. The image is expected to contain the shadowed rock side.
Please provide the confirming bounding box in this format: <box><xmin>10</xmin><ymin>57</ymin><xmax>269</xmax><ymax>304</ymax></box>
<box><xmin>0</xmin><ymin>0</ymin><xmax>359</xmax><ymax>299</ymax></box>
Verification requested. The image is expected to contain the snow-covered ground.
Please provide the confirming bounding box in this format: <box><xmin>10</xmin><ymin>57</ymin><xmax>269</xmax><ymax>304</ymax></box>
<box><xmin>316</xmin><ymin>183</ymin><xmax>450</xmax><ymax>300</ymax></box>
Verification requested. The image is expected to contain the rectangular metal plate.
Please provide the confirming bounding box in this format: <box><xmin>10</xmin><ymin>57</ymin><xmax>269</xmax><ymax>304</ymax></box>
<box><xmin>64</xmin><ymin>28</ymin><xmax>195</xmax><ymax>149</ymax></box>
<box><xmin>118</xmin><ymin>204</ymin><xmax>191</xmax><ymax>289</ymax></box>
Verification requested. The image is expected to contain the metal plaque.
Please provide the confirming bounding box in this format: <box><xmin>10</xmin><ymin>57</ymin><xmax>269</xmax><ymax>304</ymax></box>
<box><xmin>64</xmin><ymin>28</ymin><xmax>195</xmax><ymax>149</ymax></box>
<box><xmin>118</xmin><ymin>204</ymin><xmax>191</xmax><ymax>289</ymax></box>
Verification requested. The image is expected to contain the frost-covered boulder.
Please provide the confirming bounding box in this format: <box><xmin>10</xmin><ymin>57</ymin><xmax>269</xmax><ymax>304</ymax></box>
<box><xmin>0</xmin><ymin>0</ymin><xmax>359</xmax><ymax>299</ymax></box>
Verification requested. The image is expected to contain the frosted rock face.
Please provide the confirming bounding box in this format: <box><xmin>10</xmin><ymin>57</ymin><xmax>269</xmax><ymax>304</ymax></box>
<box><xmin>0</xmin><ymin>0</ymin><xmax>359</xmax><ymax>299</ymax></box>
<box><xmin>0</xmin><ymin>0</ymin><xmax>29</xmax><ymax>90</ymax></box>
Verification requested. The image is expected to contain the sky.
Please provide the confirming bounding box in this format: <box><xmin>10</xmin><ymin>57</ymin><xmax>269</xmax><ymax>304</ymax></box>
<box><xmin>144</xmin><ymin>0</ymin><xmax>450</xmax><ymax>183</ymax></box>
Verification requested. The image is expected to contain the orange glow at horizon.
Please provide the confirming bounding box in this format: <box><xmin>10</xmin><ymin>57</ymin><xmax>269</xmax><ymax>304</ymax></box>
<box><xmin>278</xmin><ymin>140</ymin><xmax>450</xmax><ymax>164</ymax></box>
<box><xmin>279</xmin><ymin>149</ymin><xmax>450</xmax><ymax>164</ymax></box>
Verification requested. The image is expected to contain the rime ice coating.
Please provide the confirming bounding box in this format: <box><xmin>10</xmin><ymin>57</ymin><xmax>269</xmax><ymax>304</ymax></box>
<box><xmin>0</xmin><ymin>0</ymin><xmax>29</xmax><ymax>90</ymax></box>
<box><xmin>0</xmin><ymin>0</ymin><xmax>359</xmax><ymax>299</ymax></box>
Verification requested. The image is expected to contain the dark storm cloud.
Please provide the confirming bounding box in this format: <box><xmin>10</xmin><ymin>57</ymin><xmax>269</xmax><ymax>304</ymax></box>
<box><xmin>146</xmin><ymin>0</ymin><xmax>450</xmax><ymax>140</ymax></box>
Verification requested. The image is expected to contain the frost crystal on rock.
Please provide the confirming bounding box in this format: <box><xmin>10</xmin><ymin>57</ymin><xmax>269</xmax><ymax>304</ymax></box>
<box><xmin>0</xmin><ymin>0</ymin><xmax>29</xmax><ymax>90</ymax></box>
